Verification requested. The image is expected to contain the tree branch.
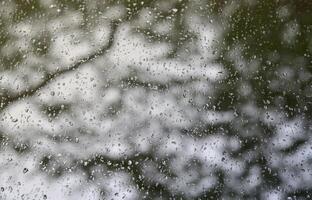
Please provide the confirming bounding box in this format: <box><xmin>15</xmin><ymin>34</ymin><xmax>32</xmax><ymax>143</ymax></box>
<box><xmin>0</xmin><ymin>20</ymin><xmax>120</xmax><ymax>111</ymax></box>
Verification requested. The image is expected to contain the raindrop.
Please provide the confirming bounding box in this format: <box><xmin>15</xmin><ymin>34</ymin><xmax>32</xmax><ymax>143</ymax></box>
<box><xmin>23</xmin><ymin>168</ymin><xmax>29</xmax><ymax>174</ymax></box>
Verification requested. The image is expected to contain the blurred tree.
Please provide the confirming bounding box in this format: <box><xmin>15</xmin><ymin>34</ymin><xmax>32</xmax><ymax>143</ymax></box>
<box><xmin>0</xmin><ymin>0</ymin><xmax>311</xmax><ymax>199</ymax></box>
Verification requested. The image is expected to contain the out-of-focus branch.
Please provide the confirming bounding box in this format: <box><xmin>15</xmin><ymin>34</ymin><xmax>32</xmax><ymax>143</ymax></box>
<box><xmin>0</xmin><ymin>20</ymin><xmax>120</xmax><ymax>112</ymax></box>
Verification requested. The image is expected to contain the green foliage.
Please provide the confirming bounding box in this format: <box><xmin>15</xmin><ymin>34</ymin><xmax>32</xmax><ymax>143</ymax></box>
<box><xmin>0</xmin><ymin>0</ymin><xmax>311</xmax><ymax>199</ymax></box>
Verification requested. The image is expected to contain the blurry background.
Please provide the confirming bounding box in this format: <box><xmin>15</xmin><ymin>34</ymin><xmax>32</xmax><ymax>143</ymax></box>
<box><xmin>0</xmin><ymin>0</ymin><xmax>311</xmax><ymax>199</ymax></box>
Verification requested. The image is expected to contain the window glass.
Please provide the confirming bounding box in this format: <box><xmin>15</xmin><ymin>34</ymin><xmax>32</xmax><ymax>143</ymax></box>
<box><xmin>0</xmin><ymin>0</ymin><xmax>311</xmax><ymax>199</ymax></box>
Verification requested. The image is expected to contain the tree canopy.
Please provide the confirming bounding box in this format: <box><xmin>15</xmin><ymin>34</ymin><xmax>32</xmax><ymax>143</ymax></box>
<box><xmin>0</xmin><ymin>0</ymin><xmax>311</xmax><ymax>199</ymax></box>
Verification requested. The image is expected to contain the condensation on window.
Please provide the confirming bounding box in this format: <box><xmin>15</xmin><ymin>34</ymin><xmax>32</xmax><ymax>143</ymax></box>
<box><xmin>0</xmin><ymin>0</ymin><xmax>311</xmax><ymax>199</ymax></box>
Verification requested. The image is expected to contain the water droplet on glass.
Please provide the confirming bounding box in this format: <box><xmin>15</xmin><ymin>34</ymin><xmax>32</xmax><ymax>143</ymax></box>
<box><xmin>23</xmin><ymin>168</ymin><xmax>29</xmax><ymax>174</ymax></box>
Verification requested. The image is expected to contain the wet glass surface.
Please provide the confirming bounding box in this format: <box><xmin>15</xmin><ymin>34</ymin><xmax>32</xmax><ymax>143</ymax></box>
<box><xmin>0</xmin><ymin>0</ymin><xmax>312</xmax><ymax>199</ymax></box>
